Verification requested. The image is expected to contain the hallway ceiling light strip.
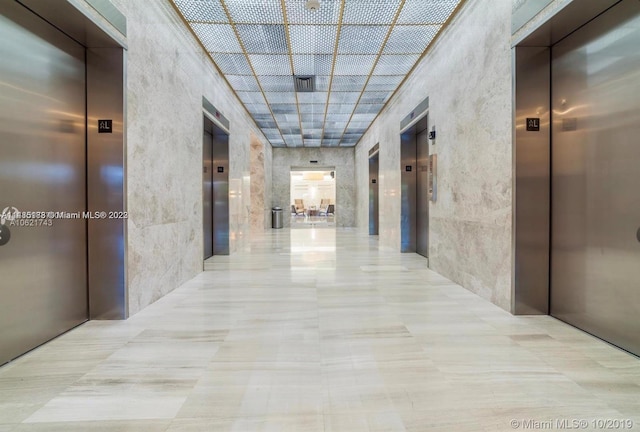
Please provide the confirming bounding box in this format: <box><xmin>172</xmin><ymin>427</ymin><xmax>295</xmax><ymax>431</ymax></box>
<box><xmin>354</xmin><ymin>0</ymin><xmax>467</xmax><ymax>147</ymax></box>
<box><xmin>337</xmin><ymin>0</ymin><xmax>406</xmax><ymax>147</ymax></box>
<box><xmin>280</xmin><ymin>0</ymin><xmax>305</xmax><ymax>147</ymax></box>
<box><xmin>319</xmin><ymin>0</ymin><xmax>346</xmax><ymax>148</ymax></box>
<box><xmin>218</xmin><ymin>0</ymin><xmax>288</xmax><ymax>147</ymax></box>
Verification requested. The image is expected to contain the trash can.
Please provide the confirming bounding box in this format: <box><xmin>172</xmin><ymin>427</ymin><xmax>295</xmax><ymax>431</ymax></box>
<box><xmin>272</xmin><ymin>207</ymin><xmax>283</xmax><ymax>229</ymax></box>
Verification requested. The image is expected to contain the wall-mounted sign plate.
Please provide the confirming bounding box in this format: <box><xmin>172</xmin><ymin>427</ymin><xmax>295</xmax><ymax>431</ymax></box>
<box><xmin>405</xmin><ymin>166</ymin><xmax>412</xmax><ymax>172</ymax></box>
<box><xmin>526</xmin><ymin>118</ymin><xmax>540</xmax><ymax>131</ymax></box>
<box><xmin>372</xmin><ymin>179</ymin><xmax>377</xmax><ymax>184</ymax></box>
<box><xmin>217</xmin><ymin>167</ymin><xmax>224</xmax><ymax>173</ymax></box>
<box><xmin>98</xmin><ymin>119</ymin><xmax>113</xmax><ymax>133</ymax></box>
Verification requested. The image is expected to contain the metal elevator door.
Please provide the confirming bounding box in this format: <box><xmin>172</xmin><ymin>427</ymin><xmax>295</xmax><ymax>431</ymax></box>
<box><xmin>0</xmin><ymin>3</ymin><xmax>88</xmax><ymax>365</ymax></box>
<box><xmin>203</xmin><ymin>128</ymin><xmax>213</xmax><ymax>259</ymax></box>
<box><xmin>369</xmin><ymin>153</ymin><xmax>379</xmax><ymax>235</ymax></box>
<box><xmin>551</xmin><ymin>0</ymin><xmax>640</xmax><ymax>356</ymax></box>
<box><xmin>416</xmin><ymin>127</ymin><xmax>429</xmax><ymax>258</ymax></box>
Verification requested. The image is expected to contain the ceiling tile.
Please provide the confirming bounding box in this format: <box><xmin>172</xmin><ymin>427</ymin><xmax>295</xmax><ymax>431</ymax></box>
<box><xmin>314</xmin><ymin>76</ymin><xmax>330</xmax><ymax>91</ymax></box>
<box><xmin>285</xmin><ymin>0</ymin><xmax>340</xmax><ymax>25</ymax></box>
<box><xmin>258</xmin><ymin>76</ymin><xmax>295</xmax><ymax>92</ymax></box>
<box><xmin>211</xmin><ymin>53</ymin><xmax>253</xmax><ymax>75</ymax></box>
<box><xmin>305</xmin><ymin>139</ymin><xmax>322</xmax><ymax>147</ymax></box>
<box><xmin>334</xmin><ymin>55</ymin><xmax>376</xmax><ymax>76</ymax></box>
<box><xmin>236</xmin><ymin>25</ymin><xmax>288</xmax><ymax>54</ymax></box>
<box><xmin>225</xmin><ymin>75</ymin><xmax>261</xmax><ymax>91</ymax></box>
<box><xmin>329</xmin><ymin>92</ymin><xmax>361</xmax><ymax>105</ymax></box>
<box><xmin>330</xmin><ymin>76</ymin><xmax>368</xmax><ymax>92</ymax></box>
<box><xmin>174</xmin><ymin>0</ymin><xmax>228</xmax><ymax>22</ymax></box>
<box><xmin>359</xmin><ymin>91</ymin><xmax>390</xmax><ymax>105</ymax></box>
<box><xmin>355</xmin><ymin>103</ymin><xmax>385</xmax><ymax>114</ymax></box>
<box><xmin>373</xmin><ymin>54</ymin><xmax>420</xmax><ymax>75</ymax></box>
<box><xmin>366</xmin><ymin>75</ymin><xmax>403</xmax><ymax>91</ymax></box>
<box><xmin>338</xmin><ymin>26</ymin><xmax>389</xmax><ymax>54</ymax></box>
<box><xmin>327</xmin><ymin>103</ymin><xmax>357</xmax><ymax>114</ymax></box>
<box><xmin>292</xmin><ymin>54</ymin><xmax>333</xmax><ymax>76</ymax></box>
<box><xmin>384</xmin><ymin>25</ymin><xmax>439</xmax><ymax>54</ymax></box>
<box><xmin>271</xmin><ymin>104</ymin><xmax>298</xmax><ymax>114</ymax></box>
<box><xmin>343</xmin><ymin>0</ymin><xmax>402</xmax><ymax>24</ymax></box>
<box><xmin>191</xmin><ymin>24</ymin><xmax>241</xmax><ymax>53</ymax></box>
<box><xmin>264</xmin><ymin>92</ymin><xmax>297</xmax><ymax>104</ymax></box>
<box><xmin>397</xmin><ymin>0</ymin><xmax>459</xmax><ymax>25</ymax></box>
<box><xmin>237</xmin><ymin>91</ymin><xmax>265</xmax><ymax>105</ymax></box>
<box><xmin>248</xmin><ymin>54</ymin><xmax>291</xmax><ymax>75</ymax></box>
<box><xmin>289</xmin><ymin>25</ymin><xmax>338</xmax><ymax>54</ymax></box>
<box><xmin>245</xmin><ymin>103</ymin><xmax>271</xmax><ymax>114</ymax></box>
<box><xmin>299</xmin><ymin>104</ymin><xmax>325</xmax><ymax>114</ymax></box>
<box><xmin>225</xmin><ymin>0</ymin><xmax>285</xmax><ymax>24</ymax></box>
<box><xmin>297</xmin><ymin>91</ymin><xmax>328</xmax><ymax>104</ymax></box>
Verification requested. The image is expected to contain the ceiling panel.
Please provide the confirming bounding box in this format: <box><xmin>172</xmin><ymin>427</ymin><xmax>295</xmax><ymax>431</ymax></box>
<box><xmin>191</xmin><ymin>24</ymin><xmax>241</xmax><ymax>53</ymax></box>
<box><xmin>338</xmin><ymin>26</ymin><xmax>389</xmax><ymax>54</ymax></box>
<box><xmin>334</xmin><ymin>55</ymin><xmax>377</xmax><ymax>76</ymax></box>
<box><xmin>384</xmin><ymin>25</ymin><xmax>439</xmax><ymax>54</ymax></box>
<box><xmin>285</xmin><ymin>0</ymin><xmax>341</xmax><ymax>25</ymax></box>
<box><xmin>172</xmin><ymin>0</ymin><xmax>464</xmax><ymax>147</ymax></box>
<box><xmin>258</xmin><ymin>76</ymin><xmax>295</xmax><ymax>92</ymax></box>
<box><xmin>225</xmin><ymin>75</ymin><xmax>261</xmax><ymax>91</ymax></box>
<box><xmin>397</xmin><ymin>0</ymin><xmax>459</xmax><ymax>25</ymax></box>
<box><xmin>372</xmin><ymin>54</ymin><xmax>420</xmax><ymax>75</ymax></box>
<box><xmin>225</xmin><ymin>0</ymin><xmax>285</xmax><ymax>24</ymax></box>
<box><xmin>248</xmin><ymin>54</ymin><xmax>291</xmax><ymax>75</ymax></box>
<box><xmin>236</xmin><ymin>25</ymin><xmax>288</xmax><ymax>54</ymax></box>
<box><xmin>289</xmin><ymin>25</ymin><xmax>337</xmax><ymax>54</ymax></box>
<box><xmin>342</xmin><ymin>0</ymin><xmax>402</xmax><ymax>24</ymax></box>
<box><xmin>366</xmin><ymin>75</ymin><xmax>404</xmax><ymax>91</ymax></box>
<box><xmin>175</xmin><ymin>0</ymin><xmax>228</xmax><ymax>23</ymax></box>
<box><xmin>210</xmin><ymin>53</ymin><xmax>253</xmax><ymax>75</ymax></box>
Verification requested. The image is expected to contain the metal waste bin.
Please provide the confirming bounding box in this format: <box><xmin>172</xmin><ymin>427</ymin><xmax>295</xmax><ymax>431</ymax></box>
<box><xmin>272</xmin><ymin>207</ymin><xmax>283</xmax><ymax>229</ymax></box>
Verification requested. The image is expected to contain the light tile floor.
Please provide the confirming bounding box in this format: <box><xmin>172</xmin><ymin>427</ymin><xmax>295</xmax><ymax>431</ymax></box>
<box><xmin>1</xmin><ymin>228</ymin><xmax>639</xmax><ymax>431</ymax></box>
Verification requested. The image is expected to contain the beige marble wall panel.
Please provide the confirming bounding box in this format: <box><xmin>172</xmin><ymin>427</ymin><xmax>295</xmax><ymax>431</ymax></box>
<box><xmin>250</xmin><ymin>132</ymin><xmax>273</xmax><ymax>233</ymax></box>
<box><xmin>109</xmin><ymin>0</ymin><xmax>268</xmax><ymax>315</ymax></box>
<box><xmin>355</xmin><ymin>0</ymin><xmax>513</xmax><ymax>310</ymax></box>
<box><xmin>272</xmin><ymin>148</ymin><xmax>355</xmax><ymax>228</ymax></box>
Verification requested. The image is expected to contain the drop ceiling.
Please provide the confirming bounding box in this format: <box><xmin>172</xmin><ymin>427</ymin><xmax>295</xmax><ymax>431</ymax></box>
<box><xmin>171</xmin><ymin>0</ymin><xmax>463</xmax><ymax>147</ymax></box>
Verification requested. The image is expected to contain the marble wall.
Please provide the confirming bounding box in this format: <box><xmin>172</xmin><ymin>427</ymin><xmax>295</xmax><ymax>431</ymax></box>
<box><xmin>272</xmin><ymin>148</ymin><xmax>355</xmax><ymax>228</ymax></box>
<box><xmin>355</xmin><ymin>0</ymin><xmax>513</xmax><ymax>310</ymax></box>
<box><xmin>250</xmin><ymin>132</ymin><xmax>273</xmax><ymax>233</ymax></box>
<box><xmin>106</xmin><ymin>0</ymin><xmax>268</xmax><ymax>315</ymax></box>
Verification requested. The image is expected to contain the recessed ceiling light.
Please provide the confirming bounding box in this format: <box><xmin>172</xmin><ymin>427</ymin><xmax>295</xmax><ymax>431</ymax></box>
<box><xmin>305</xmin><ymin>0</ymin><xmax>320</xmax><ymax>12</ymax></box>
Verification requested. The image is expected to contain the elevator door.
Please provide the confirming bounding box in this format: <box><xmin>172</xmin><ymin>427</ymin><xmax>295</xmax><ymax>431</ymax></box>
<box><xmin>551</xmin><ymin>1</ymin><xmax>640</xmax><ymax>356</ymax></box>
<box><xmin>416</xmin><ymin>127</ymin><xmax>429</xmax><ymax>258</ymax></box>
<box><xmin>0</xmin><ymin>4</ymin><xmax>88</xmax><ymax>365</ymax></box>
<box><xmin>369</xmin><ymin>154</ymin><xmax>379</xmax><ymax>235</ymax></box>
<box><xmin>203</xmin><ymin>128</ymin><xmax>213</xmax><ymax>259</ymax></box>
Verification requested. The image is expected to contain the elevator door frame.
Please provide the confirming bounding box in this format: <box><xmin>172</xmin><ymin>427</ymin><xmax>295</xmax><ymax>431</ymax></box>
<box><xmin>400</xmin><ymin>113</ymin><xmax>429</xmax><ymax>257</ymax></box>
<box><xmin>512</xmin><ymin>0</ymin><xmax>640</xmax><ymax>357</ymax></box>
<box><xmin>203</xmin><ymin>112</ymin><xmax>230</xmax><ymax>258</ymax></box>
<box><xmin>0</xmin><ymin>0</ymin><xmax>127</xmax><ymax>366</ymax></box>
<box><xmin>369</xmin><ymin>149</ymin><xmax>379</xmax><ymax>236</ymax></box>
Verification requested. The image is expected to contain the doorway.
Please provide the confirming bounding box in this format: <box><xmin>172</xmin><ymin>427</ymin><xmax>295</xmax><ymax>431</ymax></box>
<box><xmin>400</xmin><ymin>114</ymin><xmax>430</xmax><ymax>258</ymax></box>
<box><xmin>290</xmin><ymin>170</ymin><xmax>336</xmax><ymax>228</ymax></box>
<box><xmin>203</xmin><ymin>115</ymin><xmax>230</xmax><ymax>258</ymax></box>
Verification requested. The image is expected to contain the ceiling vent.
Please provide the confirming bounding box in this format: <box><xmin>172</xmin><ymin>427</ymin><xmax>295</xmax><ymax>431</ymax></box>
<box><xmin>294</xmin><ymin>75</ymin><xmax>315</xmax><ymax>92</ymax></box>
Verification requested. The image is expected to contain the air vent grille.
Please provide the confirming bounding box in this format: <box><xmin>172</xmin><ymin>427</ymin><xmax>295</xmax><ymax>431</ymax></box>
<box><xmin>294</xmin><ymin>75</ymin><xmax>315</xmax><ymax>92</ymax></box>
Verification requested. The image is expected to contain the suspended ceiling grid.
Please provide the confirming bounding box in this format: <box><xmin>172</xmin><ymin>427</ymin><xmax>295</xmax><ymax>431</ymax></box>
<box><xmin>171</xmin><ymin>0</ymin><xmax>463</xmax><ymax>147</ymax></box>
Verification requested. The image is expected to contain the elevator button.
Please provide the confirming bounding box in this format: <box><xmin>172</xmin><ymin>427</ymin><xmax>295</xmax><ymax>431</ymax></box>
<box><xmin>0</xmin><ymin>225</ymin><xmax>10</xmax><ymax>246</ymax></box>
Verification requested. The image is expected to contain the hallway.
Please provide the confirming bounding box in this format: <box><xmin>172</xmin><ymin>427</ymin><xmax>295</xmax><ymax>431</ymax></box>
<box><xmin>1</xmin><ymin>229</ymin><xmax>639</xmax><ymax>431</ymax></box>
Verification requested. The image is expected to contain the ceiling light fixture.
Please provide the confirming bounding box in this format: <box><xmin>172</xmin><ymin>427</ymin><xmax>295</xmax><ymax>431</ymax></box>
<box><xmin>305</xmin><ymin>0</ymin><xmax>320</xmax><ymax>12</ymax></box>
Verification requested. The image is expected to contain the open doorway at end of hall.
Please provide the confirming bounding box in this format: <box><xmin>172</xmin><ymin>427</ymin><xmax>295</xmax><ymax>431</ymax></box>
<box><xmin>290</xmin><ymin>169</ymin><xmax>336</xmax><ymax>228</ymax></box>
